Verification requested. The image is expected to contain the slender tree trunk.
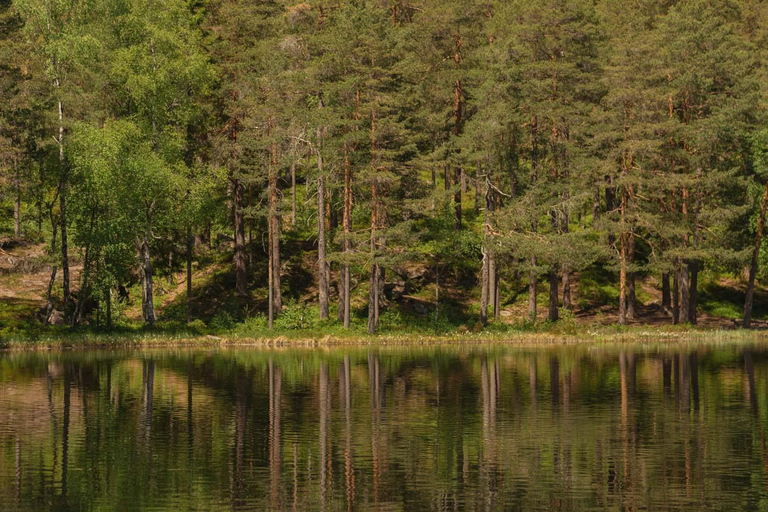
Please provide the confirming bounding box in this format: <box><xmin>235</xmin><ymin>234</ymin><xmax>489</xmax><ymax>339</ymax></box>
<box><xmin>680</xmin><ymin>188</ymin><xmax>691</xmax><ymax>324</ymax></box>
<box><xmin>368</xmin><ymin>190</ymin><xmax>379</xmax><ymax>335</ymax></box>
<box><xmin>269</xmin><ymin>142</ymin><xmax>282</xmax><ymax>315</ymax></box>
<box><xmin>744</xmin><ymin>183</ymin><xmax>768</xmax><ymax>327</ymax></box>
<box><xmin>561</xmin><ymin>210</ymin><xmax>571</xmax><ymax>311</ymax></box>
<box><xmin>13</xmin><ymin>159</ymin><xmax>20</xmax><ymax>237</ymax></box>
<box><xmin>627</xmin><ymin>233</ymin><xmax>636</xmax><ymax>320</ymax></box>
<box><xmin>672</xmin><ymin>268</ymin><xmax>680</xmax><ymax>325</ymax></box>
<box><xmin>680</xmin><ymin>264</ymin><xmax>690</xmax><ymax>324</ymax></box>
<box><xmin>618</xmin><ymin>185</ymin><xmax>629</xmax><ymax>324</ymax></box>
<box><xmin>44</xmin><ymin>210</ymin><xmax>59</xmax><ymax>326</ymax></box>
<box><xmin>529</xmin><ymin>116</ymin><xmax>538</xmax><ymax>323</ymax></box>
<box><xmin>317</xmin><ymin>130</ymin><xmax>329</xmax><ymax>321</ymax></box>
<box><xmin>454</xmin><ymin>167</ymin><xmax>462</xmax><ymax>230</ymax></box>
<box><xmin>139</xmin><ymin>231</ymin><xmax>155</xmax><ymax>327</ymax></box>
<box><xmin>232</xmin><ymin>177</ymin><xmax>247</xmax><ymax>297</ymax></box>
<box><xmin>688</xmin><ymin>260</ymin><xmax>698</xmax><ymax>325</ymax></box>
<box><xmin>661</xmin><ymin>273</ymin><xmax>671</xmax><ymax>313</ymax></box>
<box><xmin>368</xmin><ymin>110</ymin><xmax>379</xmax><ymax>334</ymax></box>
<box><xmin>290</xmin><ymin>161</ymin><xmax>297</xmax><ymax>228</ymax></box>
<box><xmin>339</xmin><ymin>145</ymin><xmax>353</xmax><ymax>328</ymax></box>
<box><xmin>493</xmin><ymin>265</ymin><xmax>500</xmax><ymax>321</ymax></box>
<box><xmin>480</xmin><ymin>247</ymin><xmax>489</xmax><ymax>326</ymax></box>
<box><xmin>268</xmin><ymin>246</ymin><xmax>274</xmax><ymax>329</ymax></box>
<box><xmin>57</xmin><ymin>96</ymin><xmax>70</xmax><ymax>314</ymax></box>
<box><xmin>186</xmin><ymin>225</ymin><xmax>193</xmax><ymax>323</ymax></box>
<box><xmin>548</xmin><ymin>269</ymin><xmax>559</xmax><ymax>321</ymax></box>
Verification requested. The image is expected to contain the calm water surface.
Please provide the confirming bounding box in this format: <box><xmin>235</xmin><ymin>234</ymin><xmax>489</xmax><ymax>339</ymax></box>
<box><xmin>1</xmin><ymin>341</ymin><xmax>768</xmax><ymax>510</ymax></box>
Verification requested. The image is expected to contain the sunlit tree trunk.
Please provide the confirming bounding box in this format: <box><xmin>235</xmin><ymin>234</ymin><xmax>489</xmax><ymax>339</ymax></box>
<box><xmin>627</xmin><ymin>233</ymin><xmax>636</xmax><ymax>319</ymax></box>
<box><xmin>269</xmin><ymin>141</ymin><xmax>282</xmax><ymax>315</ymax></box>
<box><xmin>44</xmin><ymin>207</ymin><xmax>59</xmax><ymax>326</ymax></box>
<box><xmin>317</xmin><ymin>128</ymin><xmax>329</xmax><ymax>321</ymax></box>
<box><xmin>368</xmin><ymin>111</ymin><xmax>380</xmax><ymax>334</ymax></box>
<box><xmin>138</xmin><ymin>225</ymin><xmax>155</xmax><ymax>327</ymax></box>
<box><xmin>339</xmin><ymin>144</ymin><xmax>353</xmax><ymax>328</ymax></box>
<box><xmin>744</xmin><ymin>183</ymin><xmax>768</xmax><ymax>327</ymax></box>
<box><xmin>54</xmin><ymin>67</ymin><xmax>70</xmax><ymax>315</ymax></box>
<box><xmin>232</xmin><ymin>176</ymin><xmax>247</xmax><ymax>297</ymax></box>
<box><xmin>186</xmin><ymin>226</ymin><xmax>193</xmax><ymax>323</ymax></box>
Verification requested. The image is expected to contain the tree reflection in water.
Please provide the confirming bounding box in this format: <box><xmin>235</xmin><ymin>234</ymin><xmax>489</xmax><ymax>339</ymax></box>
<box><xmin>2</xmin><ymin>343</ymin><xmax>768</xmax><ymax>511</ymax></box>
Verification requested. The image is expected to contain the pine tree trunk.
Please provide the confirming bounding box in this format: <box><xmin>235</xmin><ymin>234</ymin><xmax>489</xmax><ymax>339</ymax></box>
<box><xmin>268</xmin><ymin>247</ymin><xmax>274</xmax><ymax>329</ymax></box>
<box><xmin>618</xmin><ymin>186</ymin><xmax>628</xmax><ymax>324</ymax></box>
<box><xmin>561</xmin><ymin>209</ymin><xmax>571</xmax><ymax>311</ymax></box>
<box><xmin>548</xmin><ymin>269</ymin><xmax>559</xmax><ymax>321</ymax></box>
<box><xmin>13</xmin><ymin>159</ymin><xmax>20</xmax><ymax>237</ymax></box>
<box><xmin>44</xmin><ymin>209</ymin><xmax>58</xmax><ymax>326</ymax></box>
<box><xmin>672</xmin><ymin>269</ymin><xmax>680</xmax><ymax>325</ymax></box>
<box><xmin>339</xmin><ymin>145</ymin><xmax>353</xmax><ymax>328</ymax></box>
<box><xmin>233</xmin><ymin>177</ymin><xmax>247</xmax><ymax>297</ymax></box>
<box><xmin>290</xmin><ymin>161</ymin><xmax>296</xmax><ymax>228</ymax></box>
<box><xmin>493</xmin><ymin>265</ymin><xmax>500</xmax><ymax>321</ymax></box>
<box><xmin>454</xmin><ymin>167</ymin><xmax>462</xmax><ymax>230</ymax></box>
<box><xmin>187</xmin><ymin>226</ymin><xmax>193</xmax><ymax>323</ymax></box>
<box><xmin>744</xmin><ymin>182</ymin><xmax>768</xmax><ymax>327</ymax></box>
<box><xmin>480</xmin><ymin>248</ymin><xmax>488</xmax><ymax>326</ymax></box>
<box><xmin>688</xmin><ymin>260</ymin><xmax>698</xmax><ymax>325</ymax></box>
<box><xmin>368</xmin><ymin>192</ymin><xmax>379</xmax><ymax>335</ymax></box>
<box><xmin>681</xmin><ymin>188</ymin><xmax>691</xmax><ymax>323</ymax></box>
<box><xmin>316</xmin><ymin>132</ymin><xmax>329</xmax><ymax>321</ymax></box>
<box><xmin>661</xmin><ymin>273</ymin><xmax>671</xmax><ymax>313</ymax></box>
<box><xmin>270</xmin><ymin>143</ymin><xmax>282</xmax><ymax>314</ymax></box>
<box><xmin>627</xmin><ymin>233</ymin><xmax>636</xmax><ymax>320</ymax></box>
<box><xmin>368</xmin><ymin>111</ymin><xmax>381</xmax><ymax>334</ymax></box>
<box><xmin>139</xmin><ymin>231</ymin><xmax>155</xmax><ymax>327</ymax></box>
<box><xmin>528</xmin><ymin>256</ymin><xmax>537</xmax><ymax>322</ymax></box>
<box><xmin>58</xmin><ymin>96</ymin><xmax>70</xmax><ymax>315</ymax></box>
<box><xmin>680</xmin><ymin>264</ymin><xmax>690</xmax><ymax>324</ymax></box>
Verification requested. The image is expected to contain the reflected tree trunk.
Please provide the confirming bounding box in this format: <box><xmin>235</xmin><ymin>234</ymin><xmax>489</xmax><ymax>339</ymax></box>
<box><xmin>342</xmin><ymin>356</ymin><xmax>355</xmax><ymax>511</ymax></box>
<box><xmin>550</xmin><ymin>356</ymin><xmax>559</xmax><ymax>406</ymax></box>
<box><xmin>269</xmin><ymin>359</ymin><xmax>282</xmax><ymax>510</ymax></box>
<box><xmin>61</xmin><ymin>368</ymin><xmax>70</xmax><ymax>502</ymax></box>
<box><xmin>319</xmin><ymin>362</ymin><xmax>329</xmax><ymax>511</ymax></box>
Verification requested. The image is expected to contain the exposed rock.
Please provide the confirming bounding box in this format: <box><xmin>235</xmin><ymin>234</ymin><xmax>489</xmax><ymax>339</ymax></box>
<box><xmin>48</xmin><ymin>309</ymin><xmax>65</xmax><ymax>326</ymax></box>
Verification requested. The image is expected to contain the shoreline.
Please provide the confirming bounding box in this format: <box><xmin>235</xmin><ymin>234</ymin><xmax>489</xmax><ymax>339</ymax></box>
<box><xmin>2</xmin><ymin>325</ymin><xmax>767</xmax><ymax>351</ymax></box>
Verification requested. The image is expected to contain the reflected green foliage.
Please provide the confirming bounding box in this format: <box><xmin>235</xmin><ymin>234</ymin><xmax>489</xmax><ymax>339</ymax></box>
<box><xmin>3</xmin><ymin>342</ymin><xmax>768</xmax><ymax>510</ymax></box>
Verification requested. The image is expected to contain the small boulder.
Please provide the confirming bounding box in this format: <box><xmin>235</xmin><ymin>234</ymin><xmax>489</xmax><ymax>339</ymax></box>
<box><xmin>48</xmin><ymin>309</ymin><xmax>65</xmax><ymax>325</ymax></box>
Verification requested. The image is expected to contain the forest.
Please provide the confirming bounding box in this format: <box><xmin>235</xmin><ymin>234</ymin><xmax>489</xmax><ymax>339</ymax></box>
<box><xmin>1</xmin><ymin>0</ymin><xmax>767</xmax><ymax>337</ymax></box>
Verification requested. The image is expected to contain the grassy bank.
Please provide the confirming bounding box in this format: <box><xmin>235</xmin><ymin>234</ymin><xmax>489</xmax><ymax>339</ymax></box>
<box><xmin>2</xmin><ymin>318</ymin><xmax>766</xmax><ymax>350</ymax></box>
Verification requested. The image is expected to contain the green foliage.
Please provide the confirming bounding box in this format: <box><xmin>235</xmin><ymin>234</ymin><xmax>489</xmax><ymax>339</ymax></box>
<box><xmin>3</xmin><ymin>0</ymin><xmax>767</xmax><ymax>336</ymax></box>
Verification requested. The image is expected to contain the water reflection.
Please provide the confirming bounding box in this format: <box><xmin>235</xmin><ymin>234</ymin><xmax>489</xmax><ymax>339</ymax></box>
<box><xmin>2</xmin><ymin>342</ymin><xmax>768</xmax><ymax>510</ymax></box>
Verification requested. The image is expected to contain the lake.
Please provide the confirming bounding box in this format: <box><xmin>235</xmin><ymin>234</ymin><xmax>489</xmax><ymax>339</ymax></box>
<box><xmin>1</xmin><ymin>341</ymin><xmax>767</xmax><ymax>510</ymax></box>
